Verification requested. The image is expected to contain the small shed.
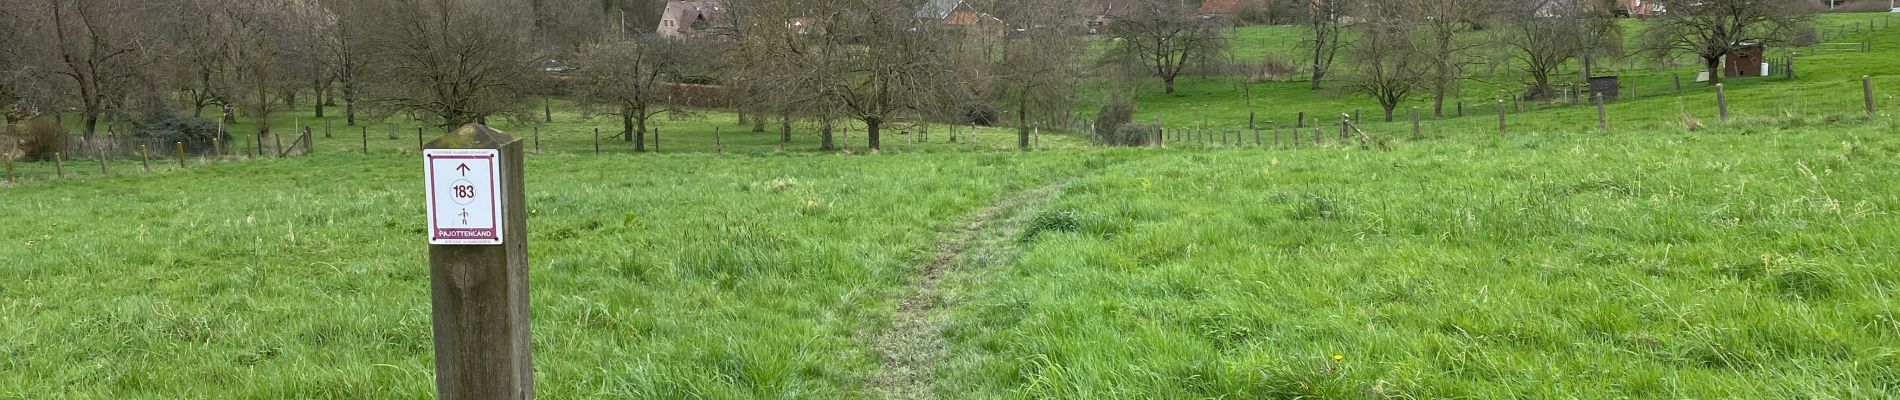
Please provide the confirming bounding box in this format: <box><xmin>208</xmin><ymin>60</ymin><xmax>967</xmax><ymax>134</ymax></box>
<box><xmin>1724</xmin><ymin>43</ymin><xmax>1766</xmax><ymax>78</ymax></box>
<box><xmin>1587</xmin><ymin>76</ymin><xmax>1620</xmax><ymax>102</ymax></box>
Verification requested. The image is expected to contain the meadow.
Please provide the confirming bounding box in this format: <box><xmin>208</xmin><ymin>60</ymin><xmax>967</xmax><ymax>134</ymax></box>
<box><xmin>2</xmin><ymin>11</ymin><xmax>1897</xmax><ymax>400</ymax></box>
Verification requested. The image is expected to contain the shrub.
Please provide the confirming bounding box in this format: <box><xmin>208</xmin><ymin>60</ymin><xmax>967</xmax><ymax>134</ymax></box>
<box><xmin>132</xmin><ymin>112</ymin><xmax>225</xmax><ymax>151</ymax></box>
<box><xmin>20</xmin><ymin>120</ymin><xmax>68</xmax><ymax>161</ymax></box>
<box><xmin>1105</xmin><ymin>123</ymin><xmax>1158</xmax><ymax>147</ymax></box>
<box><xmin>1094</xmin><ymin>101</ymin><xmax>1135</xmax><ymax>133</ymax></box>
<box><xmin>1020</xmin><ymin>209</ymin><xmax>1081</xmax><ymax>242</ymax></box>
<box><xmin>962</xmin><ymin>103</ymin><xmax>999</xmax><ymax>126</ymax></box>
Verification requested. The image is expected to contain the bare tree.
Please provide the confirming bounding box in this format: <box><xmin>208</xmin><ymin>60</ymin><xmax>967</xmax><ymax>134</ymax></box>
<box><xmin>570</xmin><ymin>37</ymin><xmax>685</xmax><ymax>152</ymax></box>
<box><xmin>996</xmin><ymin>0</ymin><xmax>1087</xmax><ymax>150</ymax></box>
<box><xmin>358</xmin><ymin>0</ymin><xmax>536</xmax><ymax>128</ymax></box>
<box><xmin>25</xmin><ymin>0</ymin><xmax>168</xmax><ymax>140</ymax></box>
<box><xmin>1500</xmin><ymin>0</ymin><xmax>1617</xmax><ymax>100</ymax></box>
<box><xmin>773</xmin><ymin>0</ymin><xmax>960</xmax><ymax>151</ymax></box>
<box><xmin>1105</xmin><ymin>0</ymin><xmax>1229</xmax><ymax>94</ymax></box>
<box><xmin>1303</xmin><ymin>0</ymin><xmax>1354</xmax><ymax>91</ymax></box>
<box><xmin>1342</xmin><ymin>1</ymin><xmax>1431</xmax><ymax>122</ymax></box>
<box><xmin>1413</xmin><ymin>0</ymin><xmax>1491</xmax><ymax>116</ymax></box>
<box><xmin>1640</xmin><ymin>0</ymin><xmax>1813</xmax><ymax>85</ymax></box>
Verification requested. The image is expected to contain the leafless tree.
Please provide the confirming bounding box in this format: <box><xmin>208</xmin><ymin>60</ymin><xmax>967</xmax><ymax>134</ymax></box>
<box><xmin>996</xmin><ymin>0</ymin><xmax>1087</xmax><ymax>150</ymax></box>
<box><xmin>1412</xmin><ymin>0</ymin><xmax>1492</xmax><ymax>117</ymax></box>
<box><xmin>1639</xmin><ymin>0</ymin><xmax>1814</xmax><ymax>85</ymax></box>
<box><xmin>570</xmin><ymin>37</ymin><xmax>685</xmax><ymax>152</ymax></box>
<box><xmin>358</xmin><ymin>0</ymin><xmax>537</xmax><ymax>128</ymax></box>
<box><xmin>1303</xmin><ymin>0</ymin><xmax>1354</xmax><ymax>91</ymax></box>
<box><xmin>21</xmin><ymin>0</ymin><xmax>169</xmax><ymax>140</ymax></box>
<box><xmin>1341</xmin><ymin>1</ymin><xmax>1431</xmax><ymax>122</ymax></box>
<box><xmin>1105</xmin><ymin>0</ymin><xmax>1229</xmax><ymax>94</ymax></box>
<box><xmin>1500</xmin><ymin>0</ymin><xmax>1618</xmax><ymax>100</ymax></box>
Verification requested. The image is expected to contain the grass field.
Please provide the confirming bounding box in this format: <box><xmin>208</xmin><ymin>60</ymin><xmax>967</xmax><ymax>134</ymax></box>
<box><xmin>3</xmin><ymin>11</ymin><xmax>1898</xmax><ymax>400</ymax></box>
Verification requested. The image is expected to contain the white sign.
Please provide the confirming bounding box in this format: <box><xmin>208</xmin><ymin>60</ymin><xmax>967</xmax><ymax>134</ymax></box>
<box><xmin>424</xmin><ymin>149</ymin><xmax>504</xmax><ymax>245</ymax></box>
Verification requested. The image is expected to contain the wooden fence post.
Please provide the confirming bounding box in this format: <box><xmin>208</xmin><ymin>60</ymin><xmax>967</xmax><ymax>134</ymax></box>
<box><xmin>1457</xmin><ymin>101</ymin><xmax>1464</xmax><ymax>118</ymax></box>
<box><xmin>140</xmin><ymin>145</ymin><xmax>151</xmax><ymax>172</ymax></box>
<box><xmin>305</xmin><ymin>127</ymin><xmax>314</xmax><ymax>155</ymax></box>
<box><xmin>1865</xmin><ymin>75</ymin><xmax>1876</xmax><ymax>115</ymax></box>
<box><xmin>1297</xmin><ymin>112</ymin><xmax>1305</xmax><ymax>128</ymax></box>
<box><xmin>1289</xmin><ymin>123</ymin><xmax>1298</xmax><ymax>147</ymax></box>
<box><xmin>1339</xmin><ymin>115</ymin><xmax>1349</xmax><ymax>141</ymax></box>
<box><xmin>1716</xmin><ymin>83</ymin><xmax>1729</xmax><ymax>122</ymax></box>
<box><xmin>274</xmin><ymin>134</ymin><xmax>285</xmax><ymax>159</ymax></box>
<box><xmin>716</xmin><ymin>127</ymin><xmax>723</xmax><ymax>154</ymax></box>
<box><xmin>1253</xmin><ymin>125</ymin><xmax>1262</xmax><ymax>146</ymax></box>
<box><xmin>422</xmin><ymin>125</ymin><xmax>535</xmax><ymax>400</ymax></box>
<box><xmin>4</xmin><ymin>153</ymin><xmax>12</xmax><ymax>183</ymax></box>
<box><xmin>593</xmin><ymin>128</ymin><xmax>600</xmax><ymax>155</ymax></box>
<box><xmin>247</xmin><ymin>136</ymin><xmax>255</xmax><ymax>159</ymax></box>
<box><xmin>1673</xmin><ymin>74</ymin><xmax>1682</xmax><ymax>92</ymax></box>
<box><xmin>363</xmin><ymin>126</ymin><xmax>370</xmax><ymax>153</ymax></box>
<box><xmin>1498</xmin><ymin>100</ymin><xmax>1507</xmax><ymax>134</ymax></box>
<box><xmin>417</xmin><ymin>127</ymin><xmax>425</xmax><ymax>151</ymax></box>
<box><xmin>98</xmin><ymin>148</ymin><xmax>108</xmax><ymax>176</ymax></box>
<box><xmin>654</xmin><ymin>128</ymin><xmax>660</xmax><ymax>153</ymax></box>
<box><xmin>55</xmin><ymin>152</ymin><xmax>64</xmax><ymax>179</ymax></box>
<box><xmin>177</xmin><ymin>142</ymin><xmax>187</xmax><ymax>167</ymax></box>
<box><xmin>1595</xmin><ymin>93</ymin><xmax>1608</xmax><ymax>130</ymax></box>
<box><xmin>212</xmin><ymin>138</ymin><xmax>222</xmax><ymax>159</ymax></box>
<box><xmin>1410</xmin><ymin>107</ymin><xmax>1421</xmax><ymax>139</ymax></box>
<box><xmin>533</xmin><ymin>127</ymin><xmax>540</xmax><ymax>154</ymax></box>
<box><xmin>1033</xmin><ymin>124</ymin><xmax>1040</xmax><ymax>150</ymax></box>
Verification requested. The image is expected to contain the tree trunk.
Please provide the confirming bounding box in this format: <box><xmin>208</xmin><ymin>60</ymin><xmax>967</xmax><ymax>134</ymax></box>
<box><xmin>622</xmin><ymin>112</ymin><xmax>634</xmax><ymax>142</ymax></box>
<box><xmin>1704</xmin><ymin>56</ymin><xmax>1723</xmax><ymax>85</ymax></box>
<box><xmin>1017</xmin><ymin>100</ymin><xmax>1030</xmax><ymax>150</ymax></box>
<box><xmin>1383</xmin><ymin>105</ymin><xmax>1396</xmax><ymax>122</ymax></box>
<box><xmin>1163</xmin><ymin>76</ymin><xmax>1177</xmax><ymax>94</ymax></box>
<box><xmin>820</xmin><ymin>120</ymin><xmax>835</xmax><ymax>151</ymax></box>
<box><xmin>314</xmin><ymin>77</ymin><xmax>326</xmax><ymax>118</ymax></box>
<box><xmin>635</xmin><ymin>117</ymin><xmax>648</xmax><ymax>152</ymax></box>
<box><xmin>779</xmin><ymin>115</ymin><xmax>792</xmax><ymax>147</ymax></box>
<box><xmin>82</xmin><ymin>111</ymin><xmax>100</xmax><ymax>141</ymax></box>
<box><xmin>866</xmin><ymin>118</ymin><xmax>881</xmax><ymax>150</ymax></box>
<box><xmin>345</xmin><ymin>98</ymin><xmax>357</xmax><ymax>126</ymax></box>
<box><xmin>752</xmin><ymin>115</ymin><xmax>766</xmax><ymax>133</ymax></box>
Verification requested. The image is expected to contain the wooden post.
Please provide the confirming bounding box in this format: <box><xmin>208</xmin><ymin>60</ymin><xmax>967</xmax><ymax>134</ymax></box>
<box><xmin>212</xmin><ymin>138</ymin><xmax>222</xmax><ymax>159</ymax></box>
<box><xmin>177</xmin><ymin>142</ymin><xmax>187</xmax><ymax>167</ymax></box>
<box><xmin>98</xmin><ymin>148</ymin><xmax>108</xmax><ymax>176</ymax></box>
<box><xmin>533</xmin><ymin>127</ymin><xmax>540</xmax><ymax>154</ymax></box>
<box><xmin>1497</xmin><ymin>100</ymin><xmax>1507</xmax><ymax>134</ymax></box>
<box><xmin>1865</xmin><ymin>75</ymin><xmax>1876</xmax><ymax>115</ymax></box>
<box><xmin>305</xmin><ymin>127</ymin><xmax>315</xmax><ymax>155</ymax></box>
<box><xmin>4</xmin><ymin>153</ymin><xmax>12</xmax><ymax>183</ymax></box>
<box><xmin>363</xmin><ymin>126</ymin><xmax>370</xmax><ymax>153</ymax></box>
<box><xmin>418</xmin><ymin>127</ymin><xmax>425</xmax><ymax>151</ymax></box>
<box><xmin>423</xmin><ymin>125</ymin><xmax>535</xmax><ymax>400</ymax></box>
<box><xmin>654</xmin><ymin>128</ymin><xmax>660</xmax><ymax>152</ymax></box>
<box><xmin>1410</xmin><ymin>107</ymin><xmax>1421</xmax><ymax>139</ymax></box>
<box><xmin>1716</xmin><ymin>83</ymin><xmax>1729</xmax><ymax>122</ymax></box>
<box><xmin>1033</xmin><ymin>124</ymin><xmax>1040</xmax><ymax>150</ymax></box>
<box><xmin>715</xmin><ymin>127</ymin><xmax>723</xmax><ymax>154</ymax></box>
<box><xmin>545</xmin><ymin>97</ymin><xmax>553</xmax><ymax>123</ymax></box>
<box><xmin>593</xmin><ymin>128</ymin><xmax>600</xmax><ymax>155</ymax></box>
<box><xmin>325</xmin><ymin>118</ymin><xmax>333</xmax><ymax>138</ymax></box>
<box><xmin>1513</xmin><ymin>95</ymin><xmax>1521</xmax><ymax>113</ymax></box>
<box><xmin>1297</xmin><ymin>112</ymin><xmax>1305</xmax><ymax>128</ymax></box>
<box><xmin>1595</xmin><ymin>93</ymin><xmax>1608</xmax><ymax>130</ymax></box>
<box><xmin>1289</xmin><ymin>124</ymin><xmax>1298</xmax><ymax>147</ymax></box>
<box><xmin>1253</xmin><ymin>125</ymin><xmax>1261</xmax><ymax>146</ymax></box>
<box><xmin>1339</xmin><ymin>115</ymin><xmax>1349</xmax><ymax>141</ymax></box>
<box><xmin>274</xmin><ymin>134</ymin><xmax>285</xmax><ymax>159</ymax></box>
<box><xmin>1457</xmin><ymin>101</ymin><xmax>1464</xmax><ymax>117</ymax></box>
<box><xmin>247</xmin><ymin>136</ymin><xmax>255</xmax><ymax>159</ymax></box>
<box><xmin>55</xmin><ymin>152</ymin><xmax>64</xmax><ymax>179</ymax></box>
<box><xmin>1673</xmin><ymin>74</ymin><xmax>1682</xmax><ymax>92</ymax></box>
<box><xmin>140</xmin><ymin>145</ymin><xmax>151</xmax><ymax>172</ymax></box>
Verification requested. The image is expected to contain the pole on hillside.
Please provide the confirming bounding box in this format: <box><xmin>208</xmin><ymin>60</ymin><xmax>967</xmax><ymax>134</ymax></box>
<box><xmin>422</xmin><ymin>124</ymin><xmax>535</xmax><ymax>400</ymax></box>
<box><xmin>1457</xmin><ymin>101</ymin><xmax>1464</xmax><ymax>117</ymax></box>
<box><xmin>1033</xmin><ymin>124</ymin><xmax>1040</xmax><ymax>150</ymax></box>
<box><xmin>54</xmin><ymin>152</ymin><xmax>63</xmax><ymax>179</ymax></box>
<box><xmin>1410</xmin><ymin>107</ymin><xmax>1421</xmax><ymax>139</ymax></box>
<box><xmin>1866</xmin><ymin>75</ymin><xmax>1877</xmax><ymax>115</ymax></box>
<box><xmin>1716</xmin><ymin>84</ymin><xmax>1729</xmax><ymax>122</ymax></box>
<box><xmin>305</xmin><ymin>127</ymin><xmax>314</xmax><ymax>155</ymax></box>
<box><xmin>1289</xmin><ymin>123</ymin><xmax>1297</xmax><ymax>147</ymax></box>
<box><xmin>1253</xmin><ymin>125</ymin><xmax>1262</xmax><ymax>146</ymax></box>
<box><xmin>325</xmin><ymin>118</ymin><xmax>333</xmax><ymax>139</ymax></box>
<box><xmin>1498</xmin><ymin>100</ymin><xmax>1507</xmax><ymax>135</ymax></box>
<box><xmin>1297</xmin><ymin>112</ymin><xmax>1305</xmax><ymax>128</ymax></box>
<box><xmin>274</xmin><ymin>134</ymin><xmax>284</xmax><ymax>159</ymax></box>
<box><xmin>1248</xmin><ymin>112</ymin><xmax>1255</xmax><ymax>129</ymax></box>
<box><xmin>1595</xmin><ymin>93</ymin><xmax>1609</xmax><ymax>130</ymax></box>
<box><xmin>177</xmin><ymin>142</ymin><xmax>187</xmax><ymax>167</ymax></box>
<box><xmin>140</xmin><ymin>145</ymin><xmax>151</xmax><ymax>173</ymax></box>
<box><xmin>654</xmin><ymin>128</ymin><xmax>660</xmax><ymax>153</ymax></box>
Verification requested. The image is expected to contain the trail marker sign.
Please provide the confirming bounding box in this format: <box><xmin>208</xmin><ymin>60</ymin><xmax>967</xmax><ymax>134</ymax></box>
<box><xmin>425</xmin><ymin>149</ymin><xmax>503</xmax><ymax>245</ymax></box>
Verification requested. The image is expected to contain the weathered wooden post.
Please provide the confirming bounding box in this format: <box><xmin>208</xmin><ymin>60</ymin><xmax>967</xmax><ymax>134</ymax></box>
<box><xmin>212</xmin><ymin>138</ymin><xmax>222</xmax><ymax>159</ymax></box>
<box><xmin>1033</xmin><ymin>124</ymin><xmax>1040</xmax><ymax>150</ymax></box>
<box><xmin>593</xmin><ymin>128</ymin><xmax>600</xmax><ymax>155</ymax></box>
<box><xmin>1673</xmin><ymin>74</ymin><xmax>1682</xmax><ymax>92</ymax></box>
<box><xmin>1289</xmin><ymin>124</ymin><xmax>1298</xmax><ymax>147</ymax></box>
<box><xmin>3</xmin><ymin>153</ymin><xmax>12</xmax><ymax>183</ymax></box>
<box><xmin>1253</xmin><ymin>125</ymin><xmax>1262</xmax><ymax>146</ymax></box>
<box><xmin>1497</xmin><ymin>100</ymin><xmax>1507</xmax><ymax>134</ymax></box>
<box><xmin>363</xmin><ymin>126</ymin><xmax>371</xmax><ymax>153</ymax></box>
<box><xmin>1338</xmin><ymin>115</ymin><xmax>1348</xmax><ymax>141</ymax></box>
<box><xmin>1457</xmin><ymin>101</ymin><xmax>1464</xmax><ymax>118</ymax></box>
<box><xmin>325</xmin><ymin>118</ymin><xmax>333</xmax><ymax>138</ymax></box>
<box><xmin>418</xmin><ymin>127</ymin><xmax>426</xmax><ymax>151</ymax></box>
<box><xmin>421</xmin><ymin>124</ymin><xmax>534</xmax><ymax>400</ymax></box>
<box><xmin>177</xmin><ymin>142</ymin><xmax>187</xmax><ymax>167</ymax></box>
<box><xmin>304</xmin><ymin>127</ymin><xmax>315</xmax><ymax>155</ymax></box>
<box><xmin>1595</xmin><ymin>93</ymin><xmax>1608</xmax><ymax>130</ymax></box>
<box><xmin>654</xmin><ymin>127</ymin><xmax>661</xmax><ymax>153</ymax></box>
<box><xmin>54</xmin><ymin>152</ymin><xmax>64</xmax><ymax>179</ymax></box>
<box><xmin>98</xmin><ymin>148</ymin><xmax>108</xmax><ymax>176</ymax></box>
<box><xmin>140</xmin><ymin>145</ymin><xmax>151</xmax><ymax>173</ymax></box>
<box><xmin>247</xmin><ymin>137</ymin><xmax>255</xmax><ymax>159</ymax></box>
<box><xmin>1410</xmin><ymin>107</ymin><xmax>1421</xmax><ymax>139</ymax></box>
<box><xmin>1865</xmin><ymin>75</ymin><xmax>1876</xmax><ymax>115</ymax></box>
<box><xmin>715</xmin><ymin>127</ymin><xmax>724</xmax><ymax>154</ymax></box>
<box><xmin>274</xmin><ymin>134</ymin><xmax>285</xmax><ymax>159</ymax></box>
<box><xmin>1716</xmin><ymin>83</ymin><xmax>1729</xmax><ymax>122</ymax></box>
<box><xmin>532</xmin><ymin>127</ymin><xmax>540</xmax><ymax>154</ymax></box>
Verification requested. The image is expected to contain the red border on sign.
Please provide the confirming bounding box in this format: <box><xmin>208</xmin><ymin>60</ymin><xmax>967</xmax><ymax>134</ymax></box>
<box><xmin>427</xmin><ymin>153</ymin><xmax>501</xmax><ymax>241</ymax></box>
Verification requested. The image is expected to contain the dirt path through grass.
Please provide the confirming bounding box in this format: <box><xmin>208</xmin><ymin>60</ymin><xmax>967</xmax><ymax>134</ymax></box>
<box><xmin>867</xmin><ymin>180</ymin><xmax>1071</xmax><ymax>400</ymax></box>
